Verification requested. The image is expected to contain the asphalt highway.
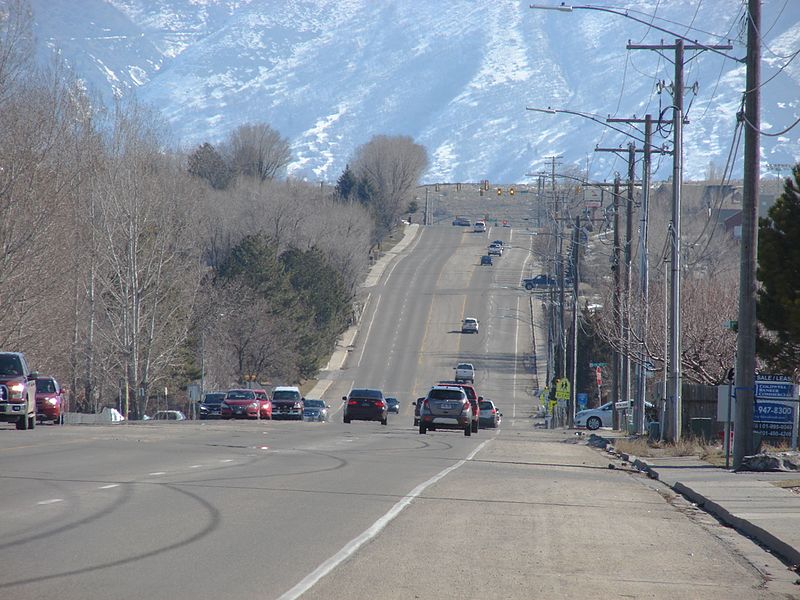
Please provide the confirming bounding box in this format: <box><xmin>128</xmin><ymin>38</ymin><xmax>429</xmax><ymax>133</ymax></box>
<box><xmin>0</xmin><ymin>225</ymin><xmax>794</xmax><ymax>599</ymax></box>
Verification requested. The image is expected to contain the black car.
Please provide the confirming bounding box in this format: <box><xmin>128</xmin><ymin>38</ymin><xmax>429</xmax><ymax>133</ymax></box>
<box><xmin>198</xmin><ymin>392</ymin><xmax>226</xmax><ymax>419</ymax></box>
<box><xmin>480</xmin><ymin>255</ymin><xmax>493</xmax><ymax>266</ymax></box>
<box><xmin>343</xmin><ymin>388</ymin><xmax>388</xmax><ymax>425</ymax></box>
<box><xmin>386</xmin><ymin>397</ymin><xmax>400</xmax><ymax>413</ymax></box>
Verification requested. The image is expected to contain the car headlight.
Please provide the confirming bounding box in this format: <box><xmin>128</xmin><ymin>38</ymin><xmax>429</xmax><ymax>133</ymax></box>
<box><xmin>46</xmin><ymin>398</ymin><xmax>58</xmax><ymax>406</ymax></box>
<box><xmin>293</xmin><ymin>402</ymin><xmax>302</xmax><ymax>408</ymax></box>
<box><xmin>9</xmin><ymin>383</ymin><xmax>25</xmax><ymax>393</ymax></box>
<box><xmin>248</xmin><ymin>402</ymin><xmax>258</xmax><ymax>409</ymax></box>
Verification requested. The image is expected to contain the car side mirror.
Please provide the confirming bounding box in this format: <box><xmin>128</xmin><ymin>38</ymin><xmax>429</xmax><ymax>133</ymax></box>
<box><xmin>342</xmin><ymin>396</ymin><xmax>347</xmax><ymax>401</ymax></box>
<box><xmin>28</xmin><ymin>372</ymin><xmax>38</xmax><ymax>380</ymax></box>
<box><xmin>478</xmin><ymin>396</ymin><xmax>483</xmax><ymax>401</ymax></box>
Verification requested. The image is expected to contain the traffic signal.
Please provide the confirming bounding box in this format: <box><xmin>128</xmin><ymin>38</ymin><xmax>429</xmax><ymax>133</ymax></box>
<box><xmin>509</xmin><ymin>187</ymin><xmax>515</xmax><ymax>196</ymax></box>
<box><xmin>496</xmin><ymin>187</ymin><xmax>502</xmax><ymax>196</ymax></box>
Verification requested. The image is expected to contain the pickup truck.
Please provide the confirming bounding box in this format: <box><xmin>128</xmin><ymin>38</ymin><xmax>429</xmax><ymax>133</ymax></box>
<box><xmin>0</xmin><ymin>352</ymin><xmax>37</xmax><ymax>430</ymax></box>
<box><xmin>454</xmin><ymin>362</ymin><xmax>475</xmax><ymax>383</ymax></box>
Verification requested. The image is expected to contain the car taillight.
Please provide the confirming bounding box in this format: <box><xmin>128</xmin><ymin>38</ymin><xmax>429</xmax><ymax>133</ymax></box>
<box><xmin>374</xmin><ymin>400</ymin><xmax>384</xmax><ymax>406</ymax></box>
<box><xmin>423</xmin><ymin>399</ymin><xmax>430</xmax><ymax>408</ymax></box>
<box><xmin>463</xmin><ymin>400</ymin><xmax>471</xmax><ymax>412</ymax></box>
<box><xmin>348</xmin><ymin>400</ymin><xmax>358</xmax><ymax>406</ymax></box>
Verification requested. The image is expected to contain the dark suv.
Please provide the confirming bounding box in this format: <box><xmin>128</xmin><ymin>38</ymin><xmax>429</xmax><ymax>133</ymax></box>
<box><xmin>418</xmin><ymin>385</ymin><xmax>473</xmax><ymax>436</ymax></box>
<box><xmin>343</xmin><ymin>388</ymin><xmax>388</xmax><ymax>425</ymax></box>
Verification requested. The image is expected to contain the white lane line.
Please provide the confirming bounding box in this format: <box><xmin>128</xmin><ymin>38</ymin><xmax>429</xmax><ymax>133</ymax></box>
<box><xmin>190</xmin><ymin>465</ymin><xmax>203</xmax><ymax>469</ymax></box>
<box><xmin>513</xmin><ymin>295</ymin><xmax>520</xmax><ymax>405</ymax></box>
<box><xmin>277</xmin><ymin>440</ymin><xmax>491</xmax><ymax>600</ymax></box>
<box><xmin>98</xmin><ymin>484</ymin><xmax>119</xmax><ymax>490</ymax></box>
<box><xmin>148</xmin><ymin>472</ymin><xmax>166</xmax><ymax>476</ymax></box>
<box><xmin>220</xmin><ymin>459</ymin><xmax>233</xmax><ymax>463</ymax></box>
<box><xmin>37</xmin><ymin>499</ymin><xmax>63</xmax><ymax>505</ymax></box>
<box><xmin>356</xmin><ymin>295</ymin><xmax>381</xmax><ymax>367</ymax></box>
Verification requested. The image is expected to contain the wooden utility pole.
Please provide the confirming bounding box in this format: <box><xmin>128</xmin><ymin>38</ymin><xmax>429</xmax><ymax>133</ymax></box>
<box><xmin>734</xmin><ymin>0</ymin><xmax>761</xmax><ymax>466</ymax></box>
<box><xmin>611</xmin><ymin>175</ymin><xmax>621</xmax><ymax>429</ymax></box>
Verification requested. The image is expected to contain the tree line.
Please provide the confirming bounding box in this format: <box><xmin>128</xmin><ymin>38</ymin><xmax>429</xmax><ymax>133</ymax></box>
<box><xmin>0</xmin><ymin>1</ymin><xmax>428</xmax><ymax>417</ymax></box>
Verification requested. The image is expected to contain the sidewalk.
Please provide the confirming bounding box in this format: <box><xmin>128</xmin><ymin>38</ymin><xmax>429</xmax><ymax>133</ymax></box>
<box><xmin>601</xmin><ymin>438</ymin><xmax>800</xmax><ymax>569</ymax></box>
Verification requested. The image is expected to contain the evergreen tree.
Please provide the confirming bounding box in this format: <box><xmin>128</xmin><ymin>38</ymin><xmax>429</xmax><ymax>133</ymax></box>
<box><xmin>335</xmin><ymin>164</ymin><xmax>357</xmax><ymax>201</ymax></box>
<box><xmin>188</xmin><ymin>142</ymin><xmax>232</xmax><ymax>190</ymax></box>
<box><xmin>756</xmin><ymin>164</ymin><xmax>800</xmax><ymax>372</ymax></box>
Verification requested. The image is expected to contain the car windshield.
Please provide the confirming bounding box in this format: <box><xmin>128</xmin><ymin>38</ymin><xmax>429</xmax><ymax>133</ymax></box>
<box><xmin>456</xmin><ymin>363</ymin><xmax>472</xmax><ymax>369</ymax></box>
<box><xmin>386</xmin><ymin>398</ymin><xmax>398</xmax><ymax>404</ymax></box>
<box><xmin>203</xmin><ymin>393</ymin><xmax>225</xmax><ymax>405</ymax></box>
<box><xmin>226</xmin><ymin>390</ymin><xmax>255</xmax><ymax>400</ymax></box>
<box><xmin>304</xmin><ymin>399</ymin><xmax>324</xmax><ymax>408</ymax></box>
<box><xmin>273</xmin><ymin>390</ymin><xmax>301</xmax><ymax>401</ymax></box>
<box><xmin>37</xmin><ymin>378</ymin><xmax>57</xmax><ymax>393</ymax></box>
<box><xmin>479</xmin><ymin>401</ymin><xmax>494</xmax><ymax>410</ymax></box>
<box><xmin>0</xmin><ymin>355</ymin><xmax>23</xmax><ymax>376</ymax></box>
<box><xmin>429</xmin><ymin>389</ymin><xmax>464</xmax><ymax>401</ymax></box>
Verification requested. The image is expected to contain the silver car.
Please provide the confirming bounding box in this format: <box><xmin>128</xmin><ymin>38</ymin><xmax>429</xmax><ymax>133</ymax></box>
<box><xmin>478</xmin><ymin>400</ymin><xmax>501</xmax><ymax>428</ymax></box>
<box><xmin>418</xmin><ymin>385</ymin><xmax>473</xmax><ymax>436</ymax></box>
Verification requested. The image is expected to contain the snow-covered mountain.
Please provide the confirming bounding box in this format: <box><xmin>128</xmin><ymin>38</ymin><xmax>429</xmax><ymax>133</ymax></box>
<box><xmin>30</xmin><ymin>0</ymin><xmax>800</xmax><ymax>183</ymax></box>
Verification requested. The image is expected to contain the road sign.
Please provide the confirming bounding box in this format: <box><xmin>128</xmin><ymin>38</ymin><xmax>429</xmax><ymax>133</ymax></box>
<box><xmin>754</xmin><ymin>374</ymin><xmax>799</xmax><ymax>446</ymax></box>
<box><xmin>595</xmin><ymin>367</ymin><xmax>602</xmax><ymax>387</ymax></box>
<box><xmin>555</xmin><ymin>378</ymin><xmax>570</xmax><ymax>401</ymax></box>
<box><xmin>589</xmin><ymin>362</ymin><xmax>606</xmax><ymax>367</ymax></box>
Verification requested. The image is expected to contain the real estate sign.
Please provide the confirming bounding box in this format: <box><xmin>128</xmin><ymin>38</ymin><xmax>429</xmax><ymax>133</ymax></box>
<box><xmin>754</xmin><ymin>374</ymin><xmax>798</xmax><ymax>446</ymax></box>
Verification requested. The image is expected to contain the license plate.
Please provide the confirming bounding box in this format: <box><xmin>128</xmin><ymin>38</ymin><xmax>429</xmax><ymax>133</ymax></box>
<box><xmin>440</xmin><ymin>403</ymin><xmax>454</xmax><ymax>410</ymax></box>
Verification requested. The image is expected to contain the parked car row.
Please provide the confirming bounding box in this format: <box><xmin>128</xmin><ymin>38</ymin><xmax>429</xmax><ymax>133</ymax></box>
<box><xmin>196</xmin><ymin>386</ymin><xmax>309</xmax><ymax>421</ymax></box>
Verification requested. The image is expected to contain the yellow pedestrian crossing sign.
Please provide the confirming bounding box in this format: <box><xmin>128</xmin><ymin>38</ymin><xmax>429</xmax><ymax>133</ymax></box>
<box><xmin>555</xmin><ymin>378</ymin><xmax>570</xmax><ymax>400</ymax></box>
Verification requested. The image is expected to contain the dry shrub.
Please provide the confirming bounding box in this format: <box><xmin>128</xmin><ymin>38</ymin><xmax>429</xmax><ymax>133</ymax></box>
<box><xmin>613</xmin><ymin>435</ymin><xmax>722</xmax><ymax>459</ymax></box>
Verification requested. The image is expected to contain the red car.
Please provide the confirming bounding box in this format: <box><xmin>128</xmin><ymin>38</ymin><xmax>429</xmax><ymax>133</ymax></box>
<box><xmin>36</xmin><ymin>376</ymin><xmax>64</xmax><ymax>425</ymax></box>
<box><xmin>220</xmin><ymin>388</ymin><xmax>272</xmax><ymax>420</ymax></box>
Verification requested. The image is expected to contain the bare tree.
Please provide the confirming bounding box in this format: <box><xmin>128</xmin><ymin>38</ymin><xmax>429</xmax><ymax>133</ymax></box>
<box><xmin>351</xmin><ymin>135</ymin><xmax>428</xmax><ymax>241</ymax></box>
<box><xmin>224</xmin><ymin>123</ymin><xmax>291</xmax><ymax>181</ymax></box>
<box><xmin>91</xmin><ymin>102</ymin><xmax>203</xmax><ymax>417</ymax></box>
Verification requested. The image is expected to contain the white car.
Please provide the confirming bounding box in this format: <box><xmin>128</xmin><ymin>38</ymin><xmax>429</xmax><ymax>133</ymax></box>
<box><xmin>461</xmin><ymin>317</ymin><xmax>479</xmax><ymax>334</ymax></box>
<box><xmin>473</xmin><ymin>221</ymin><xmax>487</xmax><ymax>233</ymax></box>
<box><xmin>575</xmin><ymin>400</ymin><xmax>654</xmax><ymax>430</ymax></box>
<box><xmin>488</xmin><ymin>243</ymin><xmax>502</xmax><ymax>256</ymax></box>
<box><xmin>454</xmin><ymin>362</ymin><xmax>475</xmax><ymax>383</ymax></box>
<box><xmin>574</xmin><ymin>402</ymin><xmax>613</xmax><ymax>430</ymax></box>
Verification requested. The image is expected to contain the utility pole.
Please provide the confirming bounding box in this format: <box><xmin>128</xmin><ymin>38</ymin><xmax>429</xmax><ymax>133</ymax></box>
<box><xmin>623</xmin><ymin>143</ymin><xmax>635</xmax><ymax>418</ymax></box>
<box><xmin>569</xmin><ymin>215</ymin><xmax>581</xmax><ymax>428</ymax></box>
<box><xmin>637</xmin><ymin>115</ymin><xmax>653</xmax><ymax>434</ymax></box>
<box><xmin>611</xmin><ymin>174</ymin><xmax>621</xmax><ymax>430</ymax></box>
<box><xmin>734</xmin><ymin>0</ymin><xmax>761</xmax><ymax>467</ymax></box>
<box><xmin>628</xmin><ymin>38</ymin><xmax>732</xmax><ymax>441</ymax></box>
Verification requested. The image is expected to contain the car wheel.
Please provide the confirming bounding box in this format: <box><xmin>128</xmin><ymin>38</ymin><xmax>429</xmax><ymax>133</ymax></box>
<box><xmin>29</xmin><ymin>415</ymin><xmax>35</xmax><ymax>430</ymax></box>
<box><xmin>471</xmin><ymin>421</ymin><xmax>478</xmax><ymax>433</ymax></box>
<box><xmin>525</xmin><ymin>283</ymin><xmax>534</xmax><ymax>290</ymax></box>
<box><xmin>58</xmin><ymin>414</ymin><xmax>64</xmax><ymax>425</ymax></box>
<box><xmin>344</xmin><ymin>416</ymin><xmax>351</xmax><ymax>423</ymax></box>
<box><xmin>413</xmin><ymin>418</ymin><xmax>419</xmax><ymax>426</ymax></box>
<box><xmin>587</xmin><ymin>416</ymin><xmax>602</xmax><ymax>430</ymax></box>
<box><xmin>464</xmin><ymin>424</ymin><xmax>471</xmax><ymax>436</ymax></box>
<box><xmin>419</xmin><ymin>424</ymin><xmax>426</xmax><ymax>434</ymax></box>
<box><xmin>381</xmin><ymin>417</ymin><xmax>387</xmax><ymax>426</ymax></box>
<box><xmin>16</xmin><ymin>415</ymin><xmax>26</xmax><ymax>430</ymax></box>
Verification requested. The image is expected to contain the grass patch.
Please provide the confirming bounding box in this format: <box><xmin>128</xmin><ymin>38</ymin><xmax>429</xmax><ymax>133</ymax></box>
<box><xmin>613</xmin><ymin>436</ymin><xmax>726</xmax><ymax>464</ymax></box>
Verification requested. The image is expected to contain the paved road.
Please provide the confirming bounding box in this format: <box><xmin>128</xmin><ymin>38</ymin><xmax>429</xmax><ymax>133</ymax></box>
<box><xmin>0</xmin><ymin>225</ymin><xmax>794</xmax><ymax>599</ymax></box>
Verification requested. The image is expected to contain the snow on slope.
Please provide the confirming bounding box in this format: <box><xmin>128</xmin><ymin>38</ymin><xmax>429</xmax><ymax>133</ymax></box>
<box><xmin>30</xmin><ymin>0</ymin><xmax>800</xmax><ymax>183</ymax></box>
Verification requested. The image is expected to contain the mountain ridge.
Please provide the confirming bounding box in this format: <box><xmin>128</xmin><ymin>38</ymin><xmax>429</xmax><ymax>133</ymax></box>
<box><xmin>29</xmin><ymin>0</ymin><xmax>800</xmax><ymax>183</ymax></box>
